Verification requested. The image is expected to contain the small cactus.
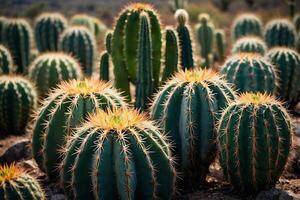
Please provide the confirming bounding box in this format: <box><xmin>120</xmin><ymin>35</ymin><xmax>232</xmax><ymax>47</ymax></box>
<box><xmin>0</xmin><ymin>45</ymin><xmax>15</xmax><ymax>74</ymax></box>
<box><xmin>232</xmin><ymin>36</ymin><xmax>267</xmax><ymax>55</ymax></box>
<box><xmin>217</xmin><ymin>92</ymin><xmax>292</xmax><ymax>194</ymax></box>
<box><xmin>105</xmin><ymin>31</ymin><xmax>112</xmax><ymax>54</ymax></box>
<box><xmin>232</xmin><ymin>14</ymin><xmax>263</xmax><ymax>40</ymax></box>
<box><xmin>0</xmin><ymin>17</ymin><xmax>7</xmax><ymax>43</ymax></box>
<box><xmin>215</xmin><ymin>29</ymin><xmax>226</xmax><ymax>63</ymax></box>
<box><xmin>99</xmin><ymin>51</ymin><xmax>109</xmax><ymax>81</ymax></box>
<box><xmin>169</xmin><ymin>0</ymin><xmax>187</xmax><ymax>12</ymax></box>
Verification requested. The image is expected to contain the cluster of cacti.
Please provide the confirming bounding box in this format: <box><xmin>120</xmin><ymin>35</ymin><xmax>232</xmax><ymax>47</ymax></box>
<box><xmin>31</xmin><ymin>79</ymin><xmax>126</xmax><ymax>180</ymax></box>
<box><xmin>232</xmin><ymin>36</ymin><xmax>267</xmax><ymax>55</ymax></box>
<box><xmin>0</xmin><ymin>17</ymin><xmax>6</xmax><ymax>43</ymax></box>
<box><xmin>151</xmin><ymin>69</ymin><xmax>235</xmax><ymax>188</ymax></box>
<box><xmin>99</xmin><ymin>31</ymin><xmax>112</xmax><ymax>81</ymax></box>
<box><xmin>215</xmin><ymin>29</ymin><xmax>226</xmax><ymax>63</ymax></box>
<box><xmin>0</xmin><ymin>45</ymin><xmax>14</xmax><ymax>74</ymax></box>
<box><xmin>0</xmin><ymin>164</ymin><xmax>45</xmax><ymax>200</ymax></box>
<box><xmin>28</xmin><ymin>52</ymin><xmax>82</xmax><ymax>96</ymax></box>
<box><xmin>60</xmin><ymin>108</ymin><xmax>176</xmax><ymax>200</ymax></box>
<box><xmin>232</xmin><ymin>14</ymin><xmax>263</xmax><ymax>40</ymax></box>
<box><xmin>217</xmin><ymin>92</ymin><xmax>292</xmax><ymax>194</ymax></box>
<box><xmin>34</xmin><ymin>13</ymin><xmax>68</xmax><ymax>52</ymax></box>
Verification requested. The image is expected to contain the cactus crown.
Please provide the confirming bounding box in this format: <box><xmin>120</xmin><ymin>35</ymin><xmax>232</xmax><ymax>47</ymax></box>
<box><xmin>198</xmin><ymin>13</ymin><xmax>210</xmax><ymax>23</ymax></box>
<box><xmin>0</xmin><ymin>164</ymin><xmax>23</xmax><ymax>184</ymax></box>
<box><xmin>265</xmin><ymin>18</ymin><xmax>295</xmax><ymax>30</ymax></box>
<box><xmin>126</xmin><ymin>3</ymin><xmax>153</xmax><ymax>11</ymax></box>
<box><xmin>36</xmin><ymin>12</ymin><xmax>67</xmax><ymax>23</ymax></box>
<box><xmin>173</xmin><ymin>69</ymin><xmax>218</xmax><ymax>83</ymax></box>
<box><xmin>175</xmin><ymin>9</ymin><xmax>189</xmax><ymax>25</ymax></box>
<box><xmin>233</xmin><ymin>13</ymin><xmax>261</xmax><ymax>24</ymax></box>
<box><xmin>238</xmin><ymin>92</ymin><xmax>278</xmax><ymax>105</ymax></box>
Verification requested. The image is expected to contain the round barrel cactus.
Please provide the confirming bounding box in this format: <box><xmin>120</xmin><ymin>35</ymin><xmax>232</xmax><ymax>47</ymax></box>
<box><xmin>232</xmin><ymin>37</ymin><xmax>267</xmax><ymax>55</ymax></box>
<box><xmin>0</xmin><ymin>164</ymin><xmax>45</xmax><ymax>200</ymax></box>
<box><xmin>217</xmin><ymin>92</ymin><xmax>292</xmax><ymax>194</ymax></box>
<box><xmin>150</xmin><ymin>69</ymin><xmax>236</xmax><ymax>188</ymax></box>
<box><xmin>221</xmin><ymin>53</ymin><xmax>277</xmax><ymax>94</ymax></box>
<box><xmin>61</xmin><ymin>108</ymin><xmax>175</xmax><ymax>200</ymax></box>
<box><xmin>28</xmin><ymin>52</ymin><xmax>82</xmax><ymax>96</ymax></box>
<box><xmin>232</xmin><ymin>14</ymin><xmax>263</xmax><ymax>40</ymax></box>
<box><xmin>0</xmin><ymin>76</ymin><xmax>37</xmax><ymax>136</ymax></box>
<box><xmin>0</xmin><ymin>45</ymin><xmax>15</xmax><ymax>74</ymax></box>
<box><xmin>31</xmin><ymin>79</ymin><xmax>126</xmax><ymax>180</ymax></box>
<box><xmin>35</xmin><ymin>12</ymin><xmax>68</xmax><ymax>52</ymax></box>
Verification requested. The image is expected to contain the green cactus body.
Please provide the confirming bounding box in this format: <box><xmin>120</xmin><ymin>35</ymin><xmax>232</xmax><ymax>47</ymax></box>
<box><xmin>105</xmin><ymin>31</ymin><xmax>112</xmax><ymax>54</ymax></box>
<box><xmin>31</xmin><ymin>79</ymin><xmax>126</xmax><ymax>180</ymax></box>
<box><xmin>0</xmin><ymin>45</ymin><xmax>15</xmax><ymax>74</ymax></box>
<box><xmin>99</xmin><ymin>51</ymin><xmax>109</xmax><ymax>81</ymax></box>
<box><xmin>266</xmin><ymin>48</ymin><xmax>300</xmax><ymax>107</ymax></box>
<box><xmin>175</xmin><ymin>9</ymin><xmax>194</xmax><ymax>70</ymax></box>
<box><xmin>0</xmin><ymin>76</ymin><xmax>37</xmax><ymax>136</ymax></box>
<box><xmin>217</xmin><ymin>92</ymin><xmax>292</xmax><ymax>194</ymax></box>
<box><xmin>264</xmin><ymin>19</ymin><xmax>297</xmax><ymax>48</ymax></box>
<box><xmin>35</xmin><ymin>13</ymin><xmax>68</xmax><ymax>52</ymax></box>
<box><xmin>0</xmin><ymin>17</ymin><xmax>6</xmax><ymax>43</ymax></box>
<box><xmin>150</xmin><ymin>69</ymin><xmax>235</xmax><ymax>188</ymax></box>
<box><xmin>221</xmin><ymin>53</ymin><xmax>277</xmax><ymax>94</ymax></box>
<box><xmin>232</xmin><ymin>37</ymin><xmax>267</xmax><ymax>55</ymax></box>
<box><xmin>215</xmin><ymin>29</ymin><xmax>226</xmax><ymax>63</ymax></box>
<box><xmin>61</xmin><ymin>108</ymin><xmax>176</xmax><ymax>200</ymax></box>
<box><xmin>2</xmin><ymin>19</ymin><xmax>32</xmax><ymax>74</ymax></box>
<box><xmin>28</xmin><ymin>53</ymin><xmax>82</xmax><ymax>96</ymax></box>
<box><xmin>294</xmin><ymin>14</ymin><xmax>300</xmax><ymax>33</ymax></box>
<box><xmin>0</xmin><ymin>164</ymin><xmax>45</xmax><ymax>200</ymax></box>
<box><xmin>60</xmin><ymin>27</ymin><xmax>96</xmax><ymax>76</ymax></box>
<box><xmin>232</xmin><ymin>14</ymin><xmax>262</xmax><ymax>40</ymax></box>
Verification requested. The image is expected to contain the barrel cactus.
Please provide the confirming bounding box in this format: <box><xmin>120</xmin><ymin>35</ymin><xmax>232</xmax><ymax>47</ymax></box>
<box><xmin>0</xmin><ymin>45</ymin><xmax>15</xmax><ymax>74</ymax></box>
<box><xmin>0</xmin><ymin>76</ymin><xmax>37</xmax><ymax>136</ymax></box>
<box><xmin>60</xmin><ymin>108</ymin><xmax>176</xmax><ymax>200</ymax></box>
<box><xmin>217</xmin><ymin>92</ymin><xmax>292</xmax><ymax>194</ymax></box>
<box><xmin>31</xmin><ymin>79</ymin><xmax>126</xmax><ymax>180</ymax></box>
<box><xmin>221</xmin><ymin>53</ymin><xmax>277</xmax><ymax>94</ymax></box>
<box><xmin>28</xmin><ymin>52</ymin><xmax>83</xmax><ymax>96</ymax></box>
<box><xmin>215</xmin><ymin>29</ymin><xmax>226</xmax><ymax>63</ymax></box>
<box><xmin>150</xmin><ymin>69</ymin><xmax>236</xmax><ymax>188</ymax></box>
<box><xmin>232</xmin><ymin>14</ymin><xmax>263</xmax><ymax>40</ymax></box>
<box><xmin>0</xmin><ymin>164</ymin><xmax>45</xmax><ymax>200</ymax></box>
<box><xmin>232</xmin><ymin>37</ymin><xmax>267</xmax><ymax>55</ymax></box>
<box><xmin>35</xmin><ymin>12</ymin><xmax>68</xmax><ymax>52</ymax></box>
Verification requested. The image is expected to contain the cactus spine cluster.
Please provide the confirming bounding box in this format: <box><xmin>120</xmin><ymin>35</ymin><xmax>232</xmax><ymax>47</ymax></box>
<box><xmin>232</xmin><ymin>37</ymin><xmax>267</xmax><ymax>55</ymax></box>
<box><xmin>35</xmin><ymin>13</ymin><xmax>68</xmax><ymax>52</ymax></box>
<box><xmin>60</xmin><ymin>27</ymin><xmax>96</xmax><ymax>76</ymax></box>
<box><xmin>28</xmin><ymin>53</ymin><xmax>83</xmax><ymax>96</ymax></box>
<box><xmin>31</xmin><ymin>79</ymin><xmax>126</xmax><ymax>179</ymax></box>
<box><xmin>232</xmin><ymin>14</ymin><xmax>263</xmax><ymax>40</ymax></box>
<box><xmin>2</xmin><ymin>19</ymin><xmax>32</xmax><ymax>74</ymax></box>
<box><xmin>99</xmin><ymin>31</ymin><xmax>112</xmax><ymax>81</ymax></box>
<box><xmin>221</xmin><ymin>53</ymin><xmax>277</xmax><ymax>94</ymax></box>
<box><xmin>0</xmin><ymin>76</ymin><xmax>37</xmax><ymax>136</ymax></box>
<box><xmin>217</xmin><ymin>92</ymin><xmax>292</xmax><ymax>194</ymax></box>
<box><xmin>0</xmin><ymin>164</ymin><xmax>45</xmax><ymax>200</ymax></box>
<box><xmin>215</xmin><ymin>29</ymin><xmax>226</xmax><ymax>63</ymax></box>
<box><xmin>60</xmin><ymin>108</ymin><xmax>176</xmax><ymax>200</ymax></box>
<box><xmin>0</xmin><ymin>45</ymin><xmax>15</xmax><ymax>74</ymax></box>
<box><xmin>151</xmin><ymin>69</ymin><xmax>235</xmax><ymax>188</ymax></box>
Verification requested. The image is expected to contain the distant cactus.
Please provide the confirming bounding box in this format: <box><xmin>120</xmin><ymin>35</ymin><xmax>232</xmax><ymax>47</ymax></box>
<box><xmin>232</xmin><ymin>14</ymin><xmax>263</xmax><ymax>40</ymax></box>
<box><xmin>31</xmin><ymin>79</ymin><xmax>126</xmax><ymax>180</ymax></box>
<box><xmin>2</xmin><ymin>19</ymin><xmax>32</xmax><ymax>74</ymax></box>
<box><xmin>105</xmin><ymin>31</ymin><xmax>112</xmax><ymax>54</ymax></box>
<box><xmin>99</xmin><ymin>51</ymin><xmax>109</xmax><ymax>81</ymax></box>
<box><xmin>151</xmin><ymin>69</ymin><xmax>235</xmax><ymax>188</ymax></box>
<box><xmin>288</xmin><ymin>0</ymin><xmax>295</xmax><ymax>18</ymax></box>
<box><xmin>28</xmin><ymin>53</ymin><xmax>82</xmax><ymax>96</ymax></box>
<box><xmin>0</xmin><ymin>17</ymin><xmax>7</xmax><ymax>43</ymax></box>
<box><xmin>35</xmin><ymin>13</ymin><xmax>68</xmax><ymax>52</ymax></box>
<box><xmin>0</xmin><ymin>164</ymin><xmax>45</xmax><ymax>200</ymax></box>
<box><xmin>61</xmin><ymin>108</ymin><xmax>176</xmax><ymax>200</ymax></box>
<box><xmin>91</xmin><ymin>16</ymin><xmax>107</xmax><ymax>39</ymax></box>
<box><xmin>215</xmin><ymin>29</ymin><xmax>226</xmax><ymax>63</ymax></box>
<box><xmin>169</xmin><ymin>0</ymin><xmax>187</xmax><ymax>12</ymax></box>
<box><xmin>217</xmin><ymin>92</ymin><xmax>292</xmax><ymax>194</ymax></box>
<box><xmin>0</xmin><ymin>45</ymin><xmax>15</xmax><ymax>74</ymax></box>
<box><xmin>264</xmin><ymin>19</ymin><xmax>297</xmax><ymax>48</ymax></box>
<box><xmin>221</xmin><ymin>53</ymin><xmax>277</xmax><ymax>94</ymax></box>
<box><xmin>294</xmin><ymin>14</ymin><xmax>300</xmax><ymax>33</ymax></box>
<box><xmin>0</xmin><ymin>76</ymin><xmax>37</xmax><ymax>136</ymax></box>
<box><xmin>60</xmin><ymin>27</ymin><xmax>96</xmax><ymax>76</ymax></box>
<box><xmin>232</xmin><ymin>37</ymin><xmax>267</xmax><ymax>55</ymax></box>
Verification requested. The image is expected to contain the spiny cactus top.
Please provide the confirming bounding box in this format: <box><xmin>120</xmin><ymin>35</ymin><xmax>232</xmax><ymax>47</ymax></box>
<box><xmin>0</xmin><ymin>45</ymin><xmax>15</xmax><ymax>74</ymax></box>
<box><xmin>217</xmin><ymin>92</ymin><xmax>292</xmax><ymax>194</ymax></box>
<box><xmin>60</xmin><ymin>108</ymin><xmax>175</xmax><ymax>200</ymax></box>
<box><xmin>35</xmin><ymin>12</ymin><xmax>68</xmax><ymax>52</ymax></box>
<box><xmin>232</xmin><ymin>14</ymin><xmax>263</xmax><ymax>40</ymax></box>
<box><xmin>232</xmin><ymin>36</ymin><xmax>267</xmax><ymax>55</ymax></box>
<box><xmin>0</xmin><ymin>164</ymin><xmax>45</xmax><ymax>200</ymax></box>
<box><xmin>31</xmin><ymin>79</ymin><xmax>126</xmax><ymax>180</ymax></box>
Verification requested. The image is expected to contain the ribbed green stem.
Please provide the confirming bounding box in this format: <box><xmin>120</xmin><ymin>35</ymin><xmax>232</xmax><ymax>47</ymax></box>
<box><xmin>99</xmin><ymin>51</ymin><xmax>109</xmax><ymax>81</ymax></box>
<box><xmin>232</xmin><ymin>14</ymin><xmax>262</xmax><ymax>40</ymax></box>
<box><xmin>215</xmin><ymin>29</ymin><xmax>226</xmax><ymax>63</ymax></box>
<box><xmin>105</xmin><ymin>31</ymin><xmax>112</xmax><ymax>54</ymax></box>
<box><xmin>0</xmin><ymin>45</ymin><xmax>14</xmax><ymax>74</ymax></box>
<box><xmin>232</xmin><ymin>37</ymin><xmax>267</xmax><ymax>55</ymax></box>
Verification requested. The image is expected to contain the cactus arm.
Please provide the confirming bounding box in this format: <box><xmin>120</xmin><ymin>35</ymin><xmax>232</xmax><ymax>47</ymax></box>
<box><xmin>99</xmin><ymin>51</ymin><xmax>109</xmax><ymax>81</ymax></box>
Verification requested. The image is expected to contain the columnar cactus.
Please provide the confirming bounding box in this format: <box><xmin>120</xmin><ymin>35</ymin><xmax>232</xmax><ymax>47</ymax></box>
<box><xmin>0</xmin><ymin>164</ymin><xmax>45</xmax><ymax>200</ymax></box>
<box><xmin>99</xmin><ymin>32</ymin><xmax>112</xmax><ymax>81</ymax></box>
<box><xmin>60</xmin><ymin>27</ymin><xmax>96</xmax><ymax>76</ymax></box>
<box><xmin>0</xmin><ymin>76</ymin><xmax>37</xmax><ymax>136</ymax></box>
<box><xmin>221</xmin><ymin>53</ymin><xmax>277</xmax><ymax>94</ymax></box>
<box><xmin>0</xmin><ymin>45</ymin><xmax>15</xmax><ymax>74</ymax></box>
<box><xmin>266</xmin><ymin>48</ymin><xmax>300</xmax><ymax>107</ymax></box>
<box><xmin>31</xmin><ymin>79</ymin><xmax>126</xmax><ymax>180</ymax></box>
<box><xmin>232</xmin><ymin>37</ymin><xmax>267</xmax><ymax>55</ymax></box>
<box><xmin>2</xmin><ymin>19</ymin><xmax>32</xmax><ymax>74</ymax></box>
<box><xmin>151</xmin><ymin>69</ymin><xmax>236</xmax><ymax>188</ymax></box>
<box><xmin>92</xmin><ymin>16</ymin><xmax>107</xmax><ymax>39</ymax></box>
<box><xmin>217</xmin><ymin>92</ymin><xmax>292</xmax><ymax>194</ymax></box>
<box><xmin>232</xmin><ymin>14</ymin><xmax>263</xmax><ymax>40</ymax></box>
<box><xmin>60</xmin><ymin>108</ymin><xmax>176</xmax><ymax>200</ymax></box>
<box><xmin>264</xmin><ymin>19</ymin><xmax>297</xmax><ymax>48</ymax></box>
<box><xmin>0</xmin><ymin>17</ymin><xmax>6</xmax><ymax>43</ymax></box>
<box><xmin>35</xmin><ymin>13</ymin><xmax>68</xmax><ymax>52</ymax></box>
<box><xmin>215</xmin><ymin>29</ymin><xmax>226</xmax><ymax>63</ymax></box>
<box><xmin>28</xmin><ymin>53</ymin><xmax>83</xmax><ymax>96</ymax></box>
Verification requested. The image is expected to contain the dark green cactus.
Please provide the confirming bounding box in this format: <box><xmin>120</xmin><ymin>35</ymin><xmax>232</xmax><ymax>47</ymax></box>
<box><xmin>0</xmin><ymin>76</ymin><xmax>37</xmax><ymax>136</ymax></box>
<box><xmin>232</xmin><ymin>37</ymin><xmax>267</xmax><ymax>55</ymax></box>
<box><xmin>31</xmin><ymin>79</ymin><xmax>126</xmax><ymax>180</ymax></box>
<box><xmin>35</xmin><ymin>13</ymin><xmax>68</xmax><ymax>52</ymax></box>
<box><xmin>217</xmin><ymin>92</ymin><xmax>292</xmax><ymax>194</ymax></box>
<box><xmin>221</xmin><ymin>53</ymin><xmax>277</xmax><ymax>94</ymax></box>
<box><xmin>0</xmin><ymin>45</ymin><xmax>15</xmax><ymax>74</ymax></box>
<box><xmin>2</xmin><ymin>19</ymin><xmax>32</xmax><ymax>74</ymax></box>
<box><xmin>294</xmin><ymin>14</ymin><xmax>300</xmax><ymax>33</ymax></box>
<box><xmin>232</xmin><ymin>14</ymin><xmax>263</xmax><ymax>40</ymax></box>
<box><xmin>288</xmin><ymin>0</ymin><xmax>295</xmax><ymax>18</ymax></box>
<box><xmin>28</xmin><ymin>52</ymin><xmax>82</xmax><ymax>96</ymax></box>
<box><xmin>99</xmin><ymin>51</ymin><xmax>109</xmax><ymax>81</ymax></box>
<box><xmin>105</xmin><ymin>31</ymin><xmax>112</xmax><ymax>54</ymax></box>
<box><xmin>0</xmin><ymin>164</ymin><xmax>45</xmax><ymax>200</ymax></box>
<box><xmin>215</xmin><ymin>29</ymin><xmax>226</xmax><ymax>63</ymax></box>
<box><xmin>0</xmin><ymin>17</ymin><xmax>6</xmax><ymax>43</ymax></box>
<box><xmin>264</xmin><ymin>19</ymin><xmax>297</xmax><ymax>48</ymax></box>
<box><xmin>151</xmin><ymin>69</ymin><xmax>235</xmax><ymax>188</ymax></box>
<box><xmin>60</xmin><ymin>27</ymin><xmax>96</xmax><ymax>76</ymax></box>
<box><xmin>60</xmin><ymin>108</ymin><xmax>176</xmax><ymax>200</ymax></box>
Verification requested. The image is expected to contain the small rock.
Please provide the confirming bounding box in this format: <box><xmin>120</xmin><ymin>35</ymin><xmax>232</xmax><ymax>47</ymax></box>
<box><xmin>0</xmin><ymin>139</ymin><xmax>31</xmax><ymax>164</ymax></box>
